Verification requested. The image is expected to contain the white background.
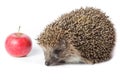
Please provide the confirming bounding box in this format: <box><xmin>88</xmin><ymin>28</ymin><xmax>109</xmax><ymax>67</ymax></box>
<box><xmin>0</xmin><ymin>0</ymin><xmax>120</xmax><ymax>80</ymax></box>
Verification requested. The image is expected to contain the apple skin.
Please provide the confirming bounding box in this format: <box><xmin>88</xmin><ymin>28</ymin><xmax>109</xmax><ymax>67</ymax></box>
<box><xmin>5</xmin><ymin>33</ymin><xmax>32</xmax><ymax>57</ymax></box>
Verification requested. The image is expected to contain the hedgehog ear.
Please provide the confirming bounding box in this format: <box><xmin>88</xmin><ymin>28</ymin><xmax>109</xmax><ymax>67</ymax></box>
<box><xmin>59</xmin><ymin>39</ymin><xmax>67</xmax><ymax>49</ymax></box>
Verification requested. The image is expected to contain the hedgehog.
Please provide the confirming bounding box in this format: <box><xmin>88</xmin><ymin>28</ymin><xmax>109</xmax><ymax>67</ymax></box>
<box><xmin>37</xmin><ymin>7</ymin><xmax>115</xmax><ymax>66</ymax></box>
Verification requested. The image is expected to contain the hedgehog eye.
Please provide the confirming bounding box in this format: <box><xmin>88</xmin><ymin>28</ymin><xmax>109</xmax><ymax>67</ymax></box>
<box><xmin>52</xmin><ymin>49</ymin><xmax>62</xmax><ymax>59</ymax></box>
<box><xmin>54</xmin><ymin>49</ymin><xmax>62</xmax><ymax>54</ymax></box>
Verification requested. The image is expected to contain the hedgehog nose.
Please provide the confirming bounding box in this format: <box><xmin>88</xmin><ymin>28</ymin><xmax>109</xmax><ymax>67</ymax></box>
<box><xmin>45</xmin><ymin>61</ymin><xmax>50</xmax><ymax>66</ymax></box>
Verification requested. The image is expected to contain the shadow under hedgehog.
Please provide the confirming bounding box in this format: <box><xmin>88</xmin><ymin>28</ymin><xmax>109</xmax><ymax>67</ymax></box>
<box><xmin>37</xmin><ymin>7</ymin><xmax>115</xmax><ymax>66</ymax></box>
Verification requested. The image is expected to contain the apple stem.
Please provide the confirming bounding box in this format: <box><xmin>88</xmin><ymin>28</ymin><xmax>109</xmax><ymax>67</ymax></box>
<box><xmin>18</xmin><ymin>26</ymin><xmax>21</xmax><ymax>33</ymax></box>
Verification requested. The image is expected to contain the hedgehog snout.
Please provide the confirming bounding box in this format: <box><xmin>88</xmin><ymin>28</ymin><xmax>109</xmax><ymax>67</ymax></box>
<box><xmin>45</xmin><ymin>52</ymin><xmax>66</xmax><ymax>66</ymax></box>
<box><xmin>45</xmin><ymin>61</ymin><xmax>51</xmax><ymax>66</ymax></box>
<box><xmin>45</xmin><ymin>61</ymin><xmax>65</xmax><ymax>66</ymax></box>
<box><xmin>44</xmin><ymin>51</ymin><xmax>60</xmax><ymax>66</ymax></box>
<box><xmin>45</xmin><ymin>59</ymin><xmax>65</xmax><ymax>66</ymax></box>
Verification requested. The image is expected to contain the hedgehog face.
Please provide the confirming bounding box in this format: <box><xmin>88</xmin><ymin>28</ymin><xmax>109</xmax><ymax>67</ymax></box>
<box><xmin>42</xmin><ymin>39</ymin><xmax>67</xmax><ymax>66</ymax></box>
<box><xmin>41</xmin><ymin>39</ymin><xmax>82</xmax><ymax>66</ymax></box>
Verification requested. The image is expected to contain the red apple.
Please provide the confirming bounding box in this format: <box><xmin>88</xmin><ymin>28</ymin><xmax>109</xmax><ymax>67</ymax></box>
<box><xmin>5</xmin><ymin>29</ymin><xmax>32</xmax><ymax>57</ymax></box>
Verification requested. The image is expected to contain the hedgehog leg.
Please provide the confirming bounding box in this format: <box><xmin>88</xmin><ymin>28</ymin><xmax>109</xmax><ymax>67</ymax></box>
<box><xmin>80</xmin><ymin>57</ymin><xmax>93</xmax><ymax>64</ymax></box>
